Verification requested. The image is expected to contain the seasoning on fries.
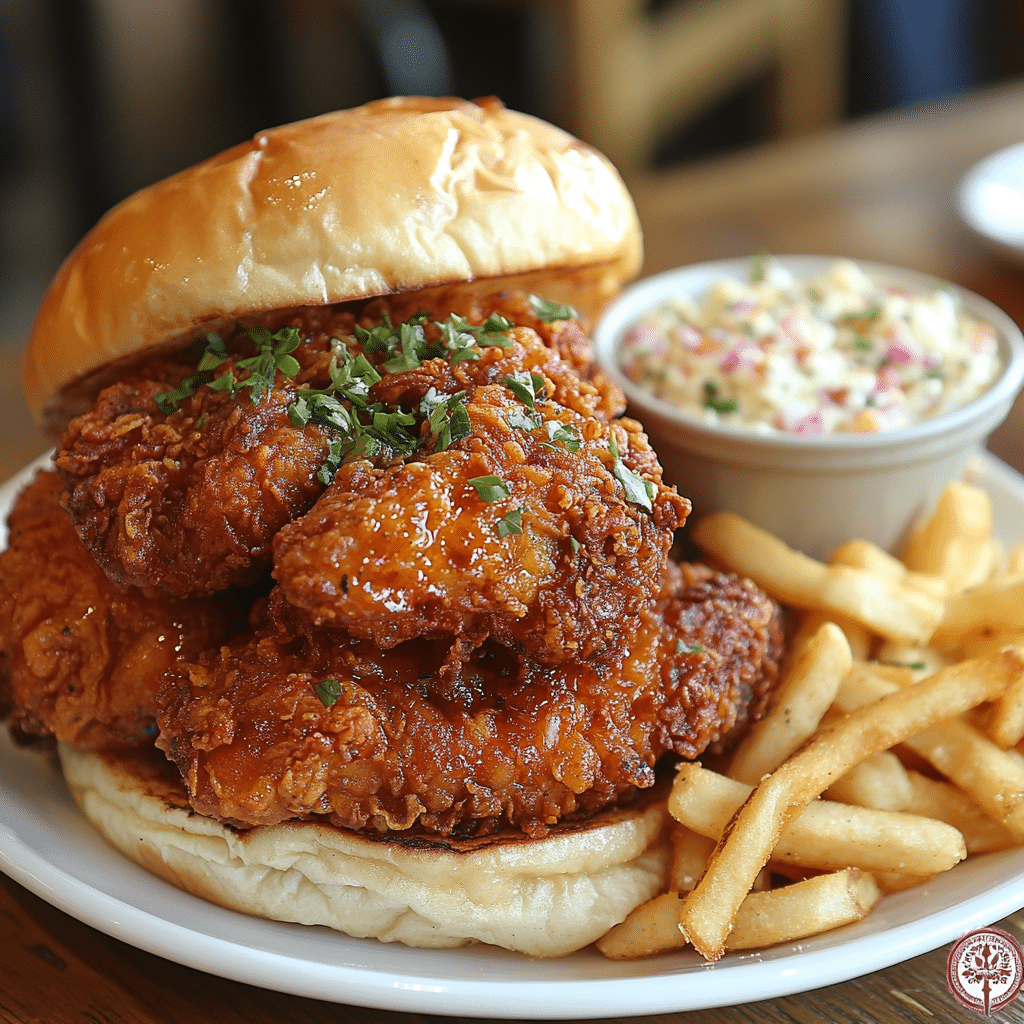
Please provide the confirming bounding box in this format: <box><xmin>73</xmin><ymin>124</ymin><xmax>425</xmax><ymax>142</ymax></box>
<box><xmin>595</xmin><ymin>480</ymin><xmax>1024</xmax><ymax>963</ymax></box>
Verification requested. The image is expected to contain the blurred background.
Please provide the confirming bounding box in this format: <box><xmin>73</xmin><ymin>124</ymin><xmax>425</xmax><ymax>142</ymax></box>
<box><xmin>1</xmin><ymin>0</ymin><xmax>1023</xmax><ymax>466</ymax></box>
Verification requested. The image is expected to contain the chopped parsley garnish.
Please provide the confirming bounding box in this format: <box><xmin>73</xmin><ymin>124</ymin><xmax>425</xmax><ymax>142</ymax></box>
<box><xmin>421</xmin><ymin>388</ymin><xmax>471</xmax><ymax>452</ymax></box>
<box><xmin>468</xmin><ymin>475</ymin><xmax>511</xmax><ymax>501</ymax></box>
<box><xmin>381</xmin><ymin>316</ymin><xmax>437</xmax><ymax>373</ymax></box>
<box><xmin>569</xmin><ymin>536</ymin><xmax>581</xmax><ymax>553</ymax></box>
<box><xmin>529</xmin><ymin>295</ymin><xmax>577</xmax><ymax>322</ymax></box>
<box><xmin>356</xmin><ymin>311</ymin><xmax>513</xmax><ymax>372</ymax></box>
<box><xmin>155</xmin><ymin>326</ymin><xmax>302</xmax><ymax>413</ymax></box>
<box><xmin>196</xmin><ymin>331</ymin><xmax>231</xmax><ymax>371</ymax></box>
<box><xmin>503</xmin><ymin>371</ymin><xmax>547</xmax><ymax>410</ymax></box>
<box><xmin>703</xmin><ymin>380</ymin><xmax>738</xmax><ymax>414</ymax></box>
<box><xmin>675</xmin><ymin>641</ymin><xmax>705</xmax><ymax>655</ymax></box>
<box><xmin>155</xmin><ymin>374</ymin><xmax>205</xmax><ymax>415</ymax></box>
<box><xmin>497</xmin><ymin>507</ymin><xmax>524</xmax><ymax>537</ymax></box>
<box><xmin>541</xmin><ymin>420</ymin><xmax>581</xmax><ymax>451</ymax></box>
<box><xmin>312</xmin><ymin>678</ymin><xmax>343</xmax><ymax>707</ymax></box>
<box><xmin>505</xmin><ymin>407</ymin><xmax>542</xmax><ymax>432</ymax></box>
<box><xmin>750</xmin><ymin>252</ymin><xmax>770</xmax><ymax>283</ymax></box>
<box><xmin>608</xmin><ymin>434</ymin><xmax>655</xmax><ymax>511</ymax></box>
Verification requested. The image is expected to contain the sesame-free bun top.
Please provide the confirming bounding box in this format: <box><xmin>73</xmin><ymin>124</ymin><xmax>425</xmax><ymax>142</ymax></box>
<box><xmin>24</xmin><ymin>95</ymin><xmax>642</xmax><ymax>433</ymax></box>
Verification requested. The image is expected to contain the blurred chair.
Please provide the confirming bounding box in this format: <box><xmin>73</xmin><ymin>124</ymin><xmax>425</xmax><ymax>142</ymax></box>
<box><xmin>564</xmin><ymin>0</ymin><xmax>848</xmax><ymax>173</ymax></box>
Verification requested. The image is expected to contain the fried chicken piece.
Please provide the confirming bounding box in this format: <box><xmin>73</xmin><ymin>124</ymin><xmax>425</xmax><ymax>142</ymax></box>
<box><xmin>365</xmin><ymin>288</ymin><xmax>625</xmax><ymax>420</ymax></box>
<box><xmin>53</xmin><ymin>301</ymin><xmax>617</xmax><ymax>600</ymax></box>
<box><xmin>157</xmin><ymin>562</ymin><xmax>783</xmax><ymax>837</ymax></box>
<box><xmin>55</xmin><ymin>345</ymin><xmax>334</xmax><ymax>598</ymax></box>
<box><xmin>272</xmin><ymin>380</ymin><xmax>689</xmax><ymax>663</ymax></box>
<box><xmin>0</xmin><ymin>470</ymin><xmax>237</xmax><ymax>747</ymax></box>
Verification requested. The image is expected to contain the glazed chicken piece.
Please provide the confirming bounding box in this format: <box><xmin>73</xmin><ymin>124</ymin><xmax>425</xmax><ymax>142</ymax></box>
<box><xmin>157</xmin><ymin>562</ymin><xmax>783</xmax><ymax>837</ymax></box>
<box><xmin>272</xmin><ymin>376</ymin><xmax>689</xmax><ymax>663</ymax></box>
<box><xmin>0</xmin><ymin>470</ymin><xmax>236</xmax><ymax>748</ymax></box>
<box><xmin>53</xmin><ymin>298</ymin><xmax>621</xmax><ymax>601</ymax></box>
<box><xmin>365</xmin><ymin>287</ymin><xmax>625</xmax><ymax>420</ymax></box>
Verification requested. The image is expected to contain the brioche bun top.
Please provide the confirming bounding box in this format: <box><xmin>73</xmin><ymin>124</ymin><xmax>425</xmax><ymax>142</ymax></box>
<box><xmin>23</xmin><ymin>95</ymin><xmax>642</xmax><ymax>434</ymax></box>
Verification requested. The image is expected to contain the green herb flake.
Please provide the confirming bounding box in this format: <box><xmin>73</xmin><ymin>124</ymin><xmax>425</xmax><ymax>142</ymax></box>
<box><xmin>569</xmin><ymin>536</ymin><xmax>581</xmax><ymax>553</ymax></box>
<box><xmin>613</xmin><ymin>459</ymin><xmax>655</xmax><ymax>511</ymax></box>
<box><xmin>505</xmin><ymin>407</ymin><xmax>542</xmax><ymax>433</ymax></box>
<box><xmin>750</xmin><ymin>252</ymin><xmax>770</xmax><ymax>284</ymax></box>
<box><xmin>497</xmin><ymin>507</ymin><xmax>524</xmax><ymax>537</ymax></box>
<box><xmin>196</xmin><ymin>332</ymin><xmax>231</xmax><ymax>371</ymax></box>
<box><xmin>542</xmin><ymin>420</ymin><xmax>581</xmax><ymax>451</ymax></box>
<box><xmin>155</xmin><ymin>374</ymin><xmax>203</xmax><ymax>415</ymax></box>
<box><xmin>703</xmin><ymin>381</ymin><xmax>738</xmax><ymax>415</ymax></box>
<box><xmin>675</xmin><ymin>641</ymin><xmax>705</xmax><ymax>655</ymax></box>
<box><xmin>469</xmin><ymin>475</ymin><xmax>511</xmax><ymax>501</ymax></box>
<box><xmin>476</xmin><ymin>312</ymin><xmax>515</xmax><ymax>347</ymax></box>
<box><xmin>422</xmin><ymin>388</ymin><xmax>471</xmax><ymax>452</ymax></box>
<box><xmin>382</xmin><ymin>318</ymin><xmax>430</xmax><ymax>373</ymax></box>
<box><xmin>312</xmin><ymin>677</ymin><xmax>343</xmax><ymax>707</ymax></box>
<box><xmin>607</xmin><ymin>435</ymin><xmax>654</xmax><ymax>511</ymax></box>
<box><xmin>504</xmin><ymin>371</ymin><xmax>547</xmax><ymax>411</ymax></box>
<box><xmin>529</xmin><ymin>295</ymin><xmax>578</xmax><ymax>322</ymax></box>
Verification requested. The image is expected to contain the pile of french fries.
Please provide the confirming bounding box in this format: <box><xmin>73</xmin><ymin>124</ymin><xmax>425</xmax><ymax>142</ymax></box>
<box><xmin>597</xmin><ymin>481</ymin><xmax>1024</xmax><ymax>962</ymax></box>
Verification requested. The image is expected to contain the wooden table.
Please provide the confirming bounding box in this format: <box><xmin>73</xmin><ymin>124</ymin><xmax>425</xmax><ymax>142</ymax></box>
<box><xmin>5</xmin><ymin>81</ymin><xmax>1024</xmax><ymax>1022</ymax></box>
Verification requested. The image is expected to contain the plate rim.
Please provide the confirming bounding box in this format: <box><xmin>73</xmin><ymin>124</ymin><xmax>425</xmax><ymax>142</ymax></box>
<box><xmin>957</xmin><ymin>140</ymin><xmax>1024</xmax><ymax>261</ymax></box>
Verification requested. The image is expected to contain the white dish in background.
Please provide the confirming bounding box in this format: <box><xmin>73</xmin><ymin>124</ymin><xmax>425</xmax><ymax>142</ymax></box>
<box><xmin>3</xmin><ymin>454</ymin><xmax>1024</xmax><ymax>1017</ymax></box>
<box><xmin>958</xmin><ymin>141</ymin><xmax>1024</xmax><ymax>265</ymax></box>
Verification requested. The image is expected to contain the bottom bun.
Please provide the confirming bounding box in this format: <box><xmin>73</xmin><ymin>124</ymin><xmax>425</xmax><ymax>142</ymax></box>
<box><xmin>59</xmin><ymin>743</ymin><xmax>671</xmax><ymax>957</ymax></box>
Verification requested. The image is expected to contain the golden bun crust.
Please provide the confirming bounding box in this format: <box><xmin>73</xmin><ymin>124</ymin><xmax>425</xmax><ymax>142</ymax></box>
<box><xmin>59</xmin><ymin>743</ymin><xmax>669</xmax><ymax>956</ymax></box>
<box><xmin>24</xmin><ymin>96</ymin><xmax>641</xmax><ymax>433</ymax></box>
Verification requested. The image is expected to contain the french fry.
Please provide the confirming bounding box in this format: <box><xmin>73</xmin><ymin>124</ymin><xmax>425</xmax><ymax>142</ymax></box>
<box><xmin>792</xmin><ymin>609</ymin><xmax>873</xmax><ymax>661</ymax></box>
<box><xmin>903</xmin><ymin>770</ymin><xmax>1020</xmax><ymax>854</ymax></box>
<box><xmin>901</xmin><ymin>715</ymin><xmax>1024</xmax><ymax>838</ymax></box>
<box><xmin>949</xmin><ymin>629</ymin><xmax>1024</xmax><ymax>661</ymax></box>
<box><xmin>825</xmin><ymin>751</ymin><xmax>915</xmax><ymax>811</ymax></box>
<box><xmin>987</xmin><ymin>673</ymin><xmax>1024</xmax><ymax>750</ymax></box>
<box><xmin>873</xmin><ymin>641</ymin><xmax>950</xmax><ymax>681</ymax></box>
<box><xmin>678</xmin><ymin>648</ymin><xmax>1023</xmax><ymax>960</ymax></box>
<box><xmin>872</xmin><ymin>871</ymin><xmax>934</xmax><ymax>893</ymax></box>
<box><xmin>597</xmin><ymin>870</ymin><xmax>882</xmax><ymax>959</ymax></box>
<box><xmin>671</xmin><ymin>763</ymin><xmax>966</xmax><ymax>876</ymax></box>
<box><xmin>669</xmin><ymin>823</ymin><xmax>714</xmax><ymax>892</ymax></box>
<box><xmin>932</xmin><ymin>577</ymin><xmax>1024</xmax><ymax>646</ymax></box>
<box><xmin>833</xmin><ymin>662</ymin><xmax>901</xmax><ymax>712</ymax></box>
<box><xmin>1009</xmin><ymin>545</ymin><xmax>1024</xmax><ymax>577</ymax></box>
<box><xmin>829</xmin><ymin>538</ymin><xmax>947</xmax><ymax>601</ymax></box>
<box><xmin>725</xmin><ymin>870</ymin><xmax>882</xmax><ymax>950</ymax></box>
<box><xmin>729</xmin><ymin>622</ymin><xmax>851</xmax><ymax>785</ymax></box>
<box><xmin>691</xmin><ymin>512</ymin><xmax>944</xmax><ymax>643</ymax></box>
<box><xmin>596</xmin><ymin>892</ymin><xmax>687</xmax><ymax>959</ymax></box>
<box><xmin>901</xmin><ymin>482</ymin><xmax>998</xmax><ymax>591</ymax></box>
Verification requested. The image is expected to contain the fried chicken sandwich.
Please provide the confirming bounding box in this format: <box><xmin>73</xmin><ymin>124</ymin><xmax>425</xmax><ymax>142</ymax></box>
<box><xmin>0</xmin><ymin>96</ymin><xmax>783</xmax><ymax>956</ymax></box>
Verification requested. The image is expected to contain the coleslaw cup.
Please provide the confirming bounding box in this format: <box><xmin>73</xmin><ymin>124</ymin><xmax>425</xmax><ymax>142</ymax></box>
<box><xmin>594</xmin><ymin>256</ymin><xmax>1024</xmax><ymax>559</ymax></box>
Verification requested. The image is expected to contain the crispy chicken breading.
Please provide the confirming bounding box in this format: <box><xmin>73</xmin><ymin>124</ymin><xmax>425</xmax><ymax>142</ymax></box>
<box><xmin>0</xmin><ymin>470</ymin><xmax>237</xmax><ymax>747</ymax></box>
<box><xmin>53</xmin><ymin>296</ymin><xmax>623</xmax><ymax>601</ymax></box>
<box><xmin>5</xmin><ymin>290</ymin><xmax>783</xmax><ymax>842</ymax></box>
<box><xmin>272</xmin><ymin>379</ymin><xmax>688</xmax><ymax>663</ymax></box>
<box><xmin>55</xmin><ymin>347</ymin><xmax>334</xmax><ymax>598</ymax></box>
<box><xmin>157</xmin><ymin>562</ymin><xmax>783</xmax><ymax>837</ymax></box>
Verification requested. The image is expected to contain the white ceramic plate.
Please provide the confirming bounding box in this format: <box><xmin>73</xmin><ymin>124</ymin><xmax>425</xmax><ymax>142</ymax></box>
<box><xmin>3</xmin><ymin>454</ymin><xmax>1024</xmax><ymax>1018</ymax></box>
<box><xmin>958</xmin><ymin>141</ymin><xmax>1024</xmax><ymax>265</ymax></box>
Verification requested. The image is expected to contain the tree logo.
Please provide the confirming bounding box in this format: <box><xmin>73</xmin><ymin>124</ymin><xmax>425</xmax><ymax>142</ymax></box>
<box><xmin>947</xmin><ymin>927</ymin><xmax>1024</xmax><ymax>1015</ymax></box>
